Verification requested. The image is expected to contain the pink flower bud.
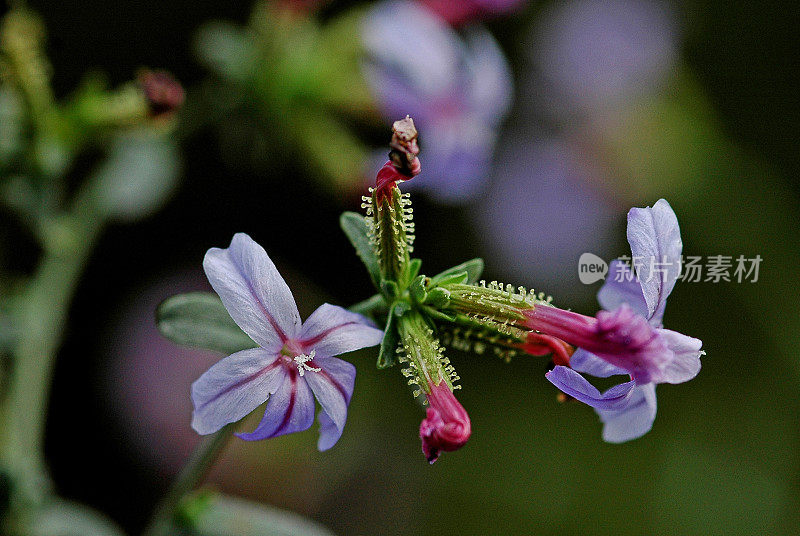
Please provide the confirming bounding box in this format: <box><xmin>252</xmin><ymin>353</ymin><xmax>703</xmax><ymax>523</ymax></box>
<box><xmin>419</xmin><ymin>381</ymin><xmax>471</xmax><ymax>464</ymax></box>
<box><xmin>139</xmin><ymin>70</ymin><xmax>184</xmax><ymax>117</ymax></box>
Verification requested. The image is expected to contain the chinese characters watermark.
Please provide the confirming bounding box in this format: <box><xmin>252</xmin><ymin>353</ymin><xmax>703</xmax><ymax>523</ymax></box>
<box><xmin>578</xmin><ymin>254</ymin><xmax>762</xmax><ymax>284</ymax></box>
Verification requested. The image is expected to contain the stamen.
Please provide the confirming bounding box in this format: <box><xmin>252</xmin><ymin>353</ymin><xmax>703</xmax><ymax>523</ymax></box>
<box><xmin>294</xmin><ymin>350</ymin><xmax>321</xmax><ymax>376</ymax></box>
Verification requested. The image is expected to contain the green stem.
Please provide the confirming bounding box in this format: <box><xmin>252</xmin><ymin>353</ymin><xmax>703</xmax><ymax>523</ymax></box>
<box><xmin>0</xmin><ymin>176</ymin><xmax>106</xmax><ymax>532</ymax></box>
<box><xmin>142</xmin><ymin>424</ymin><xmax>236</xmax><ymax>536</ymax></box>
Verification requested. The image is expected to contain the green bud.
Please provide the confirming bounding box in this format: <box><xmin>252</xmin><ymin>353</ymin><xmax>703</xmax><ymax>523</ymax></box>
<box><xmin>425</xmin><ymin>287</ymin><xmax>451</xmax><ymax>308</ymax></box>
<box><xmin>410</xmin><ymin>274</ymin><xmax>427</xmax><ymax>303</ymax></box>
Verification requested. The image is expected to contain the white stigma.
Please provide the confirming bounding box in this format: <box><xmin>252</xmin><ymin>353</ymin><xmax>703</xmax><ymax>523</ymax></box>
<box><xmin>294</xmin><ymin>350</ymin><xmax>321</xmax><ymax>376</ymax></box>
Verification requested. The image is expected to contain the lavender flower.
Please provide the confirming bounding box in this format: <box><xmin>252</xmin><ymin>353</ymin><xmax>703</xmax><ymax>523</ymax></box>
<box><xmin>361</xmin><ymin>0</ymin><xmax>512</xmax><ymax>202</ymax></box>
<box><xmin>531</xmin><ymin>0</ymin><xmax>678</xmax><ymax>114</ymax></box>
<box><xmin>544</xmin><ymin>199</ymin><xmax>702</xmax><ymax>442</ymax></box>
<box><xmin>191</xmin><ymin>233</ymin><xmax>383</xmax><ymax>450</ymax></box>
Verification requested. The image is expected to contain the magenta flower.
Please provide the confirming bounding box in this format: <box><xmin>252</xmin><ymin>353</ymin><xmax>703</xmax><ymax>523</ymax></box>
<box><xmin>361</xmin><ymin>0</ymin><xmax>512</xmax><ymax>202</ymax></box>
<box><xmin>191</xmin><ymin>233</ymin><xmax>383</xmax><ymax>450</ymax></box>
<box><xmin>541</xmin><ymin>199</ymin><xmax>702</xmax><ymax>441</ymax></box>
<box><xmin>419</xmin><ymin>381</ymin><xmax>472</xmax><ymax>464</ymax></box>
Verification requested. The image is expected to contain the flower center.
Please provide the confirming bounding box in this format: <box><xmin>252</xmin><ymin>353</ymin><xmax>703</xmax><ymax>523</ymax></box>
<box><xmin>293</xmin><ymin>350</ymin><xmax>321</xmax><ymax>377</ymax></box>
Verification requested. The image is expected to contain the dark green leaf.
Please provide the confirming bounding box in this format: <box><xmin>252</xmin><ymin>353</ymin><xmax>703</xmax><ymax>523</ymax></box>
<box><xmin>156</xmin><ymin>292</ymin><xmax>256</xmax><ymax>355</ymax></box>
<box><xmin>376</xmin><ymin>311</ymin><xmax>398</xmax><ymax>369</ymax></box>
<box><xmin>340</xmin><ymin>211</ymin><xmax>380</xmax><ymax>288</ymax></box>
<box><xmin>430</xmin><ymin>258</ymin><xmax>484</xmax><ymax>285</ymax></box>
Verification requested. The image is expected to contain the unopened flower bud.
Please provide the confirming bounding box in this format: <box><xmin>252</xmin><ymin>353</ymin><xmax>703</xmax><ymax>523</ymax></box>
<box><xmin>419</xmin><ymin>381</ymin><xmax>471</xmax><ymax>464</ymax></box>
<box><xmin>139</xmin><ymin>69</ymin><xmax>184</xmax><ymax>117</ymax></box>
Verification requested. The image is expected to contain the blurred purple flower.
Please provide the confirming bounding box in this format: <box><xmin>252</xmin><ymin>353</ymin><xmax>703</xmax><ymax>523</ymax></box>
<box><xmin>192</xmin><ymin>233</ymin><xmax>383</xmax><ymax>450</ymax></box>
<box><xmin>531</xmin><ymin>0</ymin><xmax>678</xmax><ymax>115</ymax></box>
<box><xmin>362</xmin><ymin>0</ymin><xmax>512</xmax><ymax>203</ymax></box>
<box><xmin>475</xmin><ymin>137</ymin><xmax>618</xmax><ymax>301</ymax></box>
<box><xmin>420</xmin><ymin>0</ymin><xmax>526</xmax><ymax>25</ymax></box>
<box><xmin>545</xmin><ymin>199</ymin><xmax>703</xmax><ymax>442</ymax></box>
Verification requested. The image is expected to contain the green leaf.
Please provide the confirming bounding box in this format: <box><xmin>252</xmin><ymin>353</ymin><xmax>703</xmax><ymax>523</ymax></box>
<box><xmin>430</xmin><ymin>258</ymin><xmax>484</xmax><ymax>286</ymax></box>
<box><xmin>156</xmin><ymin>292</ymin><xmax>256</xmax><ymax>355</ymax></box>
<box><xmin>189</xmin><ymin>494</ymin><xmax>335</xmax><ymax>536</ymax></box>
<box><xmin>404</xmin><ymin>258</ymin><xmax>422</xmax><ymax>284</ymax></box>
<box><xmin>30</xmin><ymin>499</ymin><xmax>126</xmax><ymax>536</ymax></box>
<box><xmin>348</xmin><ymin>294</ymin><xmax>387</xmax><ymax>319</ymax></box>
<box><xmin>430</xmin><ymin>270</ymin><xmax>468</xmax><ymax>286</ymax></box>
<box><xmin>194</xmin><ymin>21</ymin><xmax>255</xmax><ymax>83</ymax></box>
<box><xmin>176</xmin><ymin>489</ymin><xmax>218</xmax><ymax>529</ymax></box>
<box><xmin>376</xmin><ymin>311</ymin><xmax>398</xmax><ymax>369</ymax></box>
<box><xmin>340</xmin><ymin>211</ymin><xmax>380</xmax><ymax>288</ymax></box>
<box><xmin>95</xmin><ymin>130</ymin><xmax>181</xmax><ymax>222</ymax></box>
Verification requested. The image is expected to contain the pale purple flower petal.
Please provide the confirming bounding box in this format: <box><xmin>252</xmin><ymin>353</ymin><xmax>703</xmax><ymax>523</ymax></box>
<box><xmin>597</xmin><ymin>259</ymin><xmax>649</xmax><ymax>318</ymax></box>
<box><xmin>316</xmin><ymin>411</ymin><xmax>341</xmax><ymax>452</ymax></box>
<box><xmin>546</xmin><ymin>366</ymin><xmax>635</xmax><ymax>410</ymax></box>
<box><xmin>361</xmin><ymin>65</ymin><xmax>435</xmax><ymax>125</ymax></box>
<box><xmin>203</xmin><ymin>233</ymin><xmax>301</xmax><ymax>349</ymax></box>
<box><xmin>303</xmin><ymin>356</ymin><xmax>356</xmax><ymax>451</ymax></box>
<box><xmin>299</xmin><ymin>303</ymin><xmax>383</xmax><ymax>357</ymax></box>
<box><xmin>191</xmin><ymin>348</ymin><xmax>285</xmax><ymax>435</ymax></box>
<box><xmin>464</xmin><ymin>28</ymin><xmax>513</xmax><ymax>121</ymax></box>
<box><xmin>658</xmin><ymin>328</ymin><xmax>702</xmax><ymax>384</ymax></box>
<box><xmin>570</xmin><ymin>348</ymin><xmax>626</xmax><ymax>378</ymax></box>
<box><xmin>597</xmin><ymin>383</ymin><xmax>657</xmax><ymax>443</ymax></box>
<box><xmin>362</xmin><ymin>1</ymin><xmax>460</xmax><ymax>100</ymax></box>
<box><xmin>626</xmin><ymin>199</ymin><xmax>682</xmax><ymax>323</ymax></box>
<box><xmin>236</xmin><ymin>373</ymin><xmax>316</xmax><ymax>441</ymax></box>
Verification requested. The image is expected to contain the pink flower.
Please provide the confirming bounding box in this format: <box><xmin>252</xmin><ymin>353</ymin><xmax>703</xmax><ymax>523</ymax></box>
<box><xmin>419</xmin><ymin>381</ymin><xmax>471</xmax><ymax>464</ymax></box>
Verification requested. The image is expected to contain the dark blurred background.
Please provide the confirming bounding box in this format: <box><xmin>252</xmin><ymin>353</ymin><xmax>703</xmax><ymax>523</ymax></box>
<box><xmin>18</xmin><ymin>0</ymin><xmax>800</xmax><ymax>534</ymax></box>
